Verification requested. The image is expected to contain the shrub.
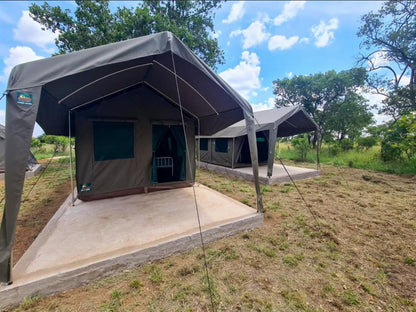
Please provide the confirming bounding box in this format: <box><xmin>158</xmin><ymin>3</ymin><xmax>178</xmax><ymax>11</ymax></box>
<box><xmin>291</xmin><ymin>135</ymin><xmax>310</xmax><ymax>161</ymax></box>
<box><xmin>340</xmin><ymin>138</ymin><xmax>354</xmax><ymax>152</ymax></box>
<box><xmin>356</xmin><ymin>136</ymin><xmax>377</xmax><ymax>150</ymax></box>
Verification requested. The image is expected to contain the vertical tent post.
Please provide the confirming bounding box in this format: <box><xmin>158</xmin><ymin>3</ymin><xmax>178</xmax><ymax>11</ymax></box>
<box><xmin>68</xmin><ymin>111</ymin><xmax>75</xmax><ymax>206</ymax></box>
<box><xmin>197</xmin><ymin>118</ymin><xmax>201</xmax><ymax>170</ymax></box>
<box><xmin>267</xmin><ymin>127</ymin><xmax>278</xmax><ymax>178</ymax></box>
<box><xmin>244</xmin><ymin>112</ymin><xmax>263</xmax><ymax>213</ymax></box>
<box><xmin>316</xmin><ymin>131</ymin><xmax>320</xmax><ymax>171</ymax></box>
<box><xmin>231</xmin><ymin>137</ymin><xmax>235</xmax><ymax>169</ymax></box>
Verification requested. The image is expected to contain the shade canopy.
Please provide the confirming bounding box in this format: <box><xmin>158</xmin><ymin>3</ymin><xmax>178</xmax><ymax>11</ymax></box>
<box><xmin>0</xmin><ymin>31</ymin><xmax>263</xmax><ymax>283</ymax></box>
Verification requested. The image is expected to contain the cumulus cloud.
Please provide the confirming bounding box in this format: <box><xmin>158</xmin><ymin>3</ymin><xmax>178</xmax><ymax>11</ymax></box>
<box><xmin>252</xmin><ymin>97</ymin><xmax>276</xmax><ymax>111</ymax></box>
<box><xmin>230</xmin><ymin>20</ymin><xmax>270</xmax><ymax>49</ymax></box>
<box><xmin>286</xmin><ymin>72</ymin><xmax>293</xmax><ymax>78</ymax></box>
<box><xmin>311</xmin><ymin>18</ymin><xmax>339</xmax><ymax>48</ymax></box>
<box><xmin>222</xmin><ymin>1</ymin><xmax>245</xmax><ymax>24</ymax></box>
<box><xmin>0</xmin><ymin>46</ymin><xmax>43</xmax><ymax>82</ymax></box>
<box><xmin>13</xmin><ymin>10</ymin><xmax>57</xmax><ymax>52</ymax></box>
<box><xmin>299</xmin><ymin>37</ymin><xmax>310</xmax><ymax>44</ymax></box>
<box><xmin>268</xmin><ymin>35</ymin><xmax>299</xmax><ymax>51</ymax></box>
<box><xmin>219</xmin><ymin>51</ymin><xmax>261</xmax><ymax>100</ymax></box>
<box><xmin>370</xmin><ymin>50</ymin><xmax>390</xmax><ymax>68</ymax></box>
<box><xmin>210</xmin><ymin>30</ymin><xmax>222</xmax><ymax>39</ymax></box>
<box><xmin>274</xmin><ymin>1</ymin><xmax>306</xmax><ymax>26</ymax></box>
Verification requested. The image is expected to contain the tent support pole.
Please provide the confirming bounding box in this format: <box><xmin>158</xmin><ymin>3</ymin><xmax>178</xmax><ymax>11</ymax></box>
<box><xmin>267</xmin><ymin>127</ymin><xmax>278</xmax><ymax>178</ymax></box>
<box><xmin>197</xmin><ymin>118</ymin><xmax>201</xmax><ymax>170</ymax></box>
<box><xmin>231</xmin><ymin>137</ymin><xmax>235</xmax><ymax>169</ymax></box>
<box><xmin>68</xmin><ymin>111</ymin><xmax>75</xmax><ymax>206</ymax></box>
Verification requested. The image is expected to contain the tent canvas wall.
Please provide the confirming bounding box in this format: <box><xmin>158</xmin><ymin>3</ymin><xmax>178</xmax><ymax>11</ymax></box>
<box><xmin>0</xmin><ymin>31</ymin><xmax>263</xmax><ymax>283</ymax></box>
<box><xmin>0</xmin><ymin>124</ymin><xmax>37</xmax><ymax>173</ymax></box>
<box><xmin>198</xmin><ymin>105</ymin><xmax>318</xmax><ymax>177</ymax></box>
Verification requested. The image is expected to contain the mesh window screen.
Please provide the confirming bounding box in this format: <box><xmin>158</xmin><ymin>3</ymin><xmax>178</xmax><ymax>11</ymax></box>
<box><xmin>200</xmin><ymin>138</ymin><xmax>208</xmax><ymax>151</ymax></box>
<box><xmin>93</xmin><ymin>121</ymin><xmax>134</xmax><ymax>161</ymax></box>
<box><xmin>215</xmin><ymin>138</ymin><xmax>228</xmax><ymax>153</ymax></box>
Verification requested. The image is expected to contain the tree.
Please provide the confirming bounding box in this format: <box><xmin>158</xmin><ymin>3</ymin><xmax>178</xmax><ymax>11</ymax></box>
<box><xmin>325</xmin><ymin>93</ymin><xmax>374</xmax><ymax>141</ymax></box>
<box><xmin>273</xmin><ymin>68</ymin><xmax>368</xmax><ymax>147</ymax></box>
<box><xmin>357</xmin><ymin>0</ymin><xmax>416</xmax><ymax>119</ymax></box>
<box><xmin>29</xmin><ymin>0</ymin><xmax>224</xmax><ymax>68</ymax></box>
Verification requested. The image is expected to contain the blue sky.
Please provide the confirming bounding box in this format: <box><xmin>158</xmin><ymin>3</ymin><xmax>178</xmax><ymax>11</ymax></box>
<box><xmin>0</xmin><ymin>1</ymin><xmax>387</xmax><ymax>137</ymax></box>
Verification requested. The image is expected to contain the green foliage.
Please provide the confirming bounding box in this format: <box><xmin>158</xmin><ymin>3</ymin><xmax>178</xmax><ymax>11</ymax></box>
<box><xmin>358</xmin><ymin>0</ymin><xmax>416</xmax><ymax>119</ymax></box>
<box><xmin>356</xmin><ymin>136</ymin><xmax>378</xmax><ymax>151</ymax></box>
<box><xmin>291</xmin><ymin>135</ymin><xmax>310</xmax><ymax>161</ymax></box>
<box><xmin>325</xmin><ymin>92</ymin><xmax>373</xmax><ymax>141</ymax></box>
<box><xmin>343</xmin><ymin>290</ymin><xmax>359</xmax><ymax>305</ymax></box>
<box><xmin>404</xmin><ymin>256</ymin><xmax>414</xmax><ymax>265</ymax></box>
<box><xmin>38</xmin><ymin>134</ymin><xmax>71</xmax><ymax>153</ymax></box>
<box><xmin>381</xmin><ymin>115</ymin><xmax>416</xmax><ymax>161</ymax></box>
<box><xmin>29</xmin><ymin>0</ymin><xmax>224</xmax><ymax>68</ymax></box>
<box><xmin>339</xmin><ymin>138</ymin><xmax>354</xmax><ymax>152</ymax></box>
<box><xmin>273</xmin><ymin>68</ymin><xmax>368</xmax><ymax>148</ymax></box>
<box><xmin>30</xmin><ymin>138</ymin><xmax>42</xmax><ymax>152</ymax></box>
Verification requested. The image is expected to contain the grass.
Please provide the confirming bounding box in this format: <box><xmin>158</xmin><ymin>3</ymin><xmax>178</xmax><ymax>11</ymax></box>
<box><xmin>277</xmin><ymin>142</ymin><xmax>416</xmax><ymax>174</ymax></box>
<box><xmin>5</xmin><ymin>162</ymin><xmax>416</xmax><ymax>311</ymax></box>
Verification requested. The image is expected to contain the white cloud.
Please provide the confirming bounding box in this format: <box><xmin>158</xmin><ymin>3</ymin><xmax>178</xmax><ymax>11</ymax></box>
<box><xmin>230</xmin><ymin>20</ymin><xmax>270</xmax><ymax>49</ymax></box>
<box><xmin>219</xmin><ymin>51</ymin><xmax>261</xmax><ymax>100</ymax></box>
<box><xmin>311</xmin><ymin>18</ymin><xmax>339</xmax><ymax>48</ymax></box>
<box><xmin>252</xmin><ymin>97</ymin><xmax>276</xmax><ymax>111</ymax></box>
<box><xmin>286</xmin><ymin>72</ymin><xmax>293</xmax><ymax>78</ymax></box>
<box><xmin>268</xmin><ymin>35</ymin><xmax>299</xmax><ymax>51</ymax></box>
<box><xmin>210</xmin><ymin>30</ymin><xmax>222</xmax><ymax>39</ymax></box>
<box><xmin>299</xmin><ymin>37</ymin><xmax>310</xmax><ymax>44</ymax></box>
<box><xmin>13</xmin><ymin>10</ymin><xmax>57</xmax><ymax>52</ymax></box>
<box><xmin>222</xmin><ymin>1</ymin><xmax>245</xmax><ymax>24</ymax></box>
<box><xmin>274</xmin><ymin>1</ymin><xmax>306</xmax><ymax>26</ymax></box>
<box><xmin>0</xmin><ymin>46</ymin><xmax>43</xmax><ymax>82</ymax></box>
<box><xmin>370</xmin><ymin>50</ymin><xmax>389</xmax><ymax>68</ymax></box>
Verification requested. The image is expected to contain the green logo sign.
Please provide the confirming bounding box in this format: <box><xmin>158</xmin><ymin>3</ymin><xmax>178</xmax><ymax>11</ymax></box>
<box><xmin>17</xmin><ymin>92</ymin><xmax>33</xmax><ymax>105</ymax></box>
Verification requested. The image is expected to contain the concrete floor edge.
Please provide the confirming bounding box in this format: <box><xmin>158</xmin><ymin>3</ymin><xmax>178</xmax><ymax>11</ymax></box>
<box><xmin>0</xmin><ymin>213</ymin><xmax>263</xmax><ymax>309</ymax></box>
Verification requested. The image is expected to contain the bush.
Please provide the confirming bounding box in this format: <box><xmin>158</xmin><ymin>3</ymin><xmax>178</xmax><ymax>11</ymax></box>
<box><xmin>340</xmin><ymin>138</ymin><xmax>354</xmax><ymax>152</ymax></box>
<box><xmin>356</xmin><ymin>136</ymin><xmax>377</xmax><ymax>151</ymax></box>
<box><xmin>291</xmin><ymin>135</ymin><xmax>310</xmax><ymax>161</ymax></box>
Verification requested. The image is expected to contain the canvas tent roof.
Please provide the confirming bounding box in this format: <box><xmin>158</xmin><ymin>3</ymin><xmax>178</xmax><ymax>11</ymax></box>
<box><xmin>199</xmin><ymin>105</ymin><xmax>317</xmax><ymax>138</ymax></box>
<box><xmin>1</xmin><ymin>31</ymin><xmax>263</xmax><ymax>283</ymax></box>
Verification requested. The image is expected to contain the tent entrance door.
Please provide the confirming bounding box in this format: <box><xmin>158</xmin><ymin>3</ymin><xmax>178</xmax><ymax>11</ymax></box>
<box><xmin>151</xmin><ymin>125</ymin><xmax>186</xmax><ymax>183</ymax></box>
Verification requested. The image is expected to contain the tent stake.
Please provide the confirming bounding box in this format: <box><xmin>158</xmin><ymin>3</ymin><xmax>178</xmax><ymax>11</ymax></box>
<box><xmin>68</xmin><ymin>111</ymin><xmax>75</xmax><ymax>206</ymax></box>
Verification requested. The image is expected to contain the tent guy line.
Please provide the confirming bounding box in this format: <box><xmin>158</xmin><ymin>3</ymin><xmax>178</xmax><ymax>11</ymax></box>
<box><xmin>170</xmin><ymin>49</ymin><xmax>216</xmax><ymax>312</ymax></box>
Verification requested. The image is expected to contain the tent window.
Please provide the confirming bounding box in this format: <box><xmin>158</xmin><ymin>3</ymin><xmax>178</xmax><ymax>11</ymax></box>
<box><xmin>93</xmin><ymin>121</ymin><xmax>134</xmax><ymax>161</ymax></box>
<box><xmin>200</xmin><ymin>138</ymin><xmax>208</xmax><ymax>151</ymax></box>
<box><xmin>215</xmin><ymin>138</ymin><xmax>228</xmax><ymax>153</ymax></box>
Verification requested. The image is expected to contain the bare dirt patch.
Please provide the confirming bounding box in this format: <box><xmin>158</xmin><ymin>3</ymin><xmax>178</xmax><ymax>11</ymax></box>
<box><xmin>4</xmin><ymin>163</ymin><xmax>416</xmax><ymax>311</ymax></box>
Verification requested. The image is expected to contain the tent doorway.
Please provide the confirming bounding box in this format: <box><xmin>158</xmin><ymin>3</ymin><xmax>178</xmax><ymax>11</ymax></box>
<box><xmin>152</xmin><ymin>125</ymin><xmax>186</xmax><ymax>183</ymax></box>
<box><xmin>239</xmin><ymin>131</ymin><xmax>269</xmax><ymax>164</ymax></box>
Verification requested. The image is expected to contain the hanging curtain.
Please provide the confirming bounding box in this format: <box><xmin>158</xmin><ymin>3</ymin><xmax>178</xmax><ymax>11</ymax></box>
<box><xmin>151</xmin><ymin>125</ymin><xmax>169</xmax><ymax>183</ymax></box>
<box><xmin>169</xmin><ymin>125</ymin><xmax>187</xmax><ymax>180</ymax></box>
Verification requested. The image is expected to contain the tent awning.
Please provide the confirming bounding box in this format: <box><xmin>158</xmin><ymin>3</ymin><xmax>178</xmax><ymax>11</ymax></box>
<box><xmin>7</xmin><ymin>31</ymin><xmax>253</xmax><ymax>136</ymax></box>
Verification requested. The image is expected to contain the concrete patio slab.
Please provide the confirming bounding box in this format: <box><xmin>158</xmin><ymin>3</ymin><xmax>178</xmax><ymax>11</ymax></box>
<box><xmin>197</xmin><ymin>161</ymin><xmax>320</xmax><ymax>185</ymax></box>
<box><xmin>0</xmin><ymin>184</ymin><xmax>262</xmax><ymax>309</ymax></box>
<box><xmin>0</xmin><ymin>164</ymin><xmax>42</xmax><ymax>181</ymax></box>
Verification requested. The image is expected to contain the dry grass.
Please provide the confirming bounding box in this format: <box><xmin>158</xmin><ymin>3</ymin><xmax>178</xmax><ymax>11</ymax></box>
<box><xmin>4</xmin><ymin>163</ymin><xmax>416</xmax><ymax>311</ymax></box>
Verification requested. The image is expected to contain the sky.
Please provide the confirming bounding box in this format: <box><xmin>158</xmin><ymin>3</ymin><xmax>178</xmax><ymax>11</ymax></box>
<box><xmin>0</xmin><ymin>1</ymin><xmax>388</xmax><ymax>137</ymax></box>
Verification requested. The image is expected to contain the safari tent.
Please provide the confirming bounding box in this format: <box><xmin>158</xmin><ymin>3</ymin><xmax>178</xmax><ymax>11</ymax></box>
<box><xmin>0</xmin><ymin>124</ymin><xmax>37</xmax><ymax>173</ymax></box>
<box><xmin>198</xmin><ymin>105</ymin><xmax>317</xmax><ymax>177</ymax></box>
<box><xmin>0</xmin><ymin>31</ymin><xmax>263</xmax><ymax>283</ymax></box>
